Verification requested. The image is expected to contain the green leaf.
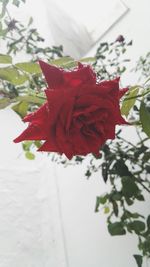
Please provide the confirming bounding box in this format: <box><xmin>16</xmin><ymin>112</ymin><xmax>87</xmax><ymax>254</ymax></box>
<box><xmin>12</xmin><ymin>101</ymin><xmax>29</xmax><ymax>118</ymax></box>
<box><xmin>111</xmin><ymin>192</ymin><xmax>122</xmax><ymax>201</ymax></box>
<box><xmin>143</xmin><ymin>152</ymin><xmax>150</xmax><ymax>161</ymax></box>
<box><xmin>22</xmin><ymin>141</ymin><xmax>33</xmax><ymax>151</ymax></box>
<box><xmin>121</xmin><ymin>176</ymin><xmax>140</xmax><ymax>198</ymax></box>
<box><xmin>25</xmin><ymin>151</ymin><xmax>35</xmax><ymax>160</ymax></box>
<box><xmin>125</xmin><ymin>197</ymin><xmax>134</xmax><ymax>206</ymax></box>
<box><xmin>0</xmin><ymin>98</ymin><xmax>10</xmax><ymax>109</ymax></box>
<box><xmin>49</xmin><ymin>56</ymin><xmax>76</xmax><ymax>68</ymax></box>
<box><xmin>34</xmin><ymin>140</ymin><xmax>42</xmax><ymax>149</ymax></box>
<box><xmin>28</xmin><ymin>17</ymin><xmax>33</xmax><ymax>26</ymax></box>
<box><xmin>80</xmin><ymin>57</ymin><xmax>96</xmax><ymax>63</ymax></box>
<box><xmin>136</xmin><ymin>194</ymin><xmax>145</xmax><ymax>201</ymax></box>
<box><xmin>147</xmin><ymin>215</ymin><xmax>150</xmax><ymax>230</ymax></box>
<box><xmin>16</xmin><ymin>95</ymin><xmax>45</xmax><ymax>105</ymax></box>
<box><xmin>128</xmin><ymin>220</ymin><xmax>145</xmax><ymax>234</ymax></box>
<box><xmin>95</xmin><ymin>195</ymin><xmax>108</xmax><ymax>212</ymax></box>
<box><xmin>114</xmin><ymin>160</ymin><xmax>131</xmax><ymax>177</ymax></box>
<box><xmin>121</xmin><ymin>86</ymin><xmax>139</xmax><ymax>117</ymax></box>
<box><xmin>108</xmin><ymin>222</ymin><xmax>126</xmax><ymax>236</ymax></box>
<box><xmin>0</xmin><ymin>67</ymin><xmax>28</xmax><ymax>85</ymax></box>
<box><xmin>133</xmin><ymin>255</ymin><xmax>143</xmax><ymax>267</ymax></box>
<box><xmin>15</xmin><ymin>62</ymin><xmax>41</xmax><ymax>74</ymax></box>
<box><xmin>0</xmin><ymin>54</ymin><xmax>12</xmax><ymax>64</ymax></box>
<box><xmin>140</xmin><ymin>101</ymin><xmax>150</xmax><ymax>138</ymax></box>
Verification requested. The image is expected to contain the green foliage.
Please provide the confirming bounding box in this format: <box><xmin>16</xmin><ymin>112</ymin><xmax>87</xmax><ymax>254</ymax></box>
<box><xmin>134</xmin><ymin>255</ymin><xmax>143</xmax><ymax>267</ymax></box>
<box><xmin>121</xmin><ymin>86</ymin><xmax>140</xmax><ymax>117</ymax></box>
<box><xmin>134</xmin><ymin>51</ymin><xmax>150</xmax><ymax>80</ymax></box>
<box><xmin>15</xmin><ymin>62</ymin><xmax>41</xmax><ymax>74</ymax></box>
<box><xmin>108</xmin><ymin>222</ymin><xmax>126</xmax><ymax>236</ymax></box>
<box><xmin>0</xmin><ymin>66</ymin><xmax>28</xmax><ymax>85</ymax></box>
<box><xmin>12</xmin><ymin>101</ymin><xmax>29</xmax><ymax>118</ymax></box>
<box><xmin>0</xmin><ymin>54</ymin><xmax>12</xmax><ymax>64</ymax></box>
<box><xmin>25</xmin><ymin>151</ymin><xmax>35</xmax><ymax>160</ymax></box>
<box><xmin>140</xmin><ymin>100</ymin><xmax>150</xmax><ymax>138</ymax></box>
<box><xmin>94</xmin><ymin>39</ymin><xmax>132</xmax><ymax>80</ymax></box>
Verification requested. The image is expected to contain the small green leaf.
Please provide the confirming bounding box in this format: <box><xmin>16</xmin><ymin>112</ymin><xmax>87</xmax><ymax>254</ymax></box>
<box><xmin>128</xmin><ymin>220</ymin><xmax>145</xmax><ymax>234</ymax></box>
<box><xmin>136</xmin><ymin>194</ymin><xmax>145</xmax><ymax>201</ymax></box>
<box><xmin>22</xmin><ymin>141</ymin><xmax>33</xmax><ymax>151</ymax></box>
<box><xmin>111</xmin><ymin>192</ymin><xmax>122</xmax><ymax>201</ymax></box>
<box><xmin>16</xmin><ymin>95</ymin><xmax>45</xmax><ymax>105</ymax></box>
<box><xmin>121</xmin><ymin>86</ymin><xmax>139</xmax><ymax>117</ymax></box>
<box><xmin>25</xmin><ymin>151</ymin><xmax>35</xmax><ymax>160</ymax></box>
<box><xmin>80</xmin><ymin>57</ymin><xmax>96</xmax><ymax>63</ymax></box>
<box><xmin>133</xmin><ymin>255</ymin><xmax>143</xmax><ymax>267</ymax></box>
<box><xmin>108</xmin><ymin>222</ymin><xmax>126</xmax><ymax>236</ymax></box>
<box><xmin>121</xmin><ymin>176</ymin><xmax>140</xmax><ymax>198</ymax></box>
<box><xmin>12</xmin><ymin>101</ymin><xmax>29</xmax><ymax>118</ymax></box>
<box><xmin>49</xmin><ymin>56</ymin><xmax>76</xmax><ymax>68</ymax></box>
<box><xmin>0</xmin><ymin>98</ymin><xmax>10</xmax><ymax>109</ymax></box>
<box><xmin>34</xmin><ymin>140</ymin><xmax>42</xmax><ymax>149</ymax></box>
<box><xmin>140</xmin><ymin>101</ymin><xmax>150</xmax><ymax>138</ymax></box>
<box><xmin>95</xmin><ymin>195</ymin><xmax>108</xmax><ymax>212</ymax></box>
<box><xmin>15</xmin><ymin>62</ymin><xmax>41</xmax><ymax>74</ymax></box>
<box><xmin>0</xmin><ymin>67</ymin><xmax>28</xmax><ymax>85</ymax></box>
<box><xmin>28</xmin><ymin>17</ymin><xmax>33</xmax><ymax>26</ymax></box>
<box><xmin>0</xmin><ymin>54</ymin><xmax>12</xmax><ymax>64</ymax></box>
<box><xmin>114</xmin><ymin>160</ymin><xmax>131</xmax><ymax>177</ymax></box>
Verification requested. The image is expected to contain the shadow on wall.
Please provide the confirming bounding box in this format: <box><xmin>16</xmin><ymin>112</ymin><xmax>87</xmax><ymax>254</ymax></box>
<box><xmin>44</xmin><ymin>0</ymin><xmax>129</xmax><ymax>58</ymax></box>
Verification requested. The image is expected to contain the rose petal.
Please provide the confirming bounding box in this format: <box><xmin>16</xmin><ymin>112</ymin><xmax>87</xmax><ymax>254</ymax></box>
<box><xmin>39</xmin><ymin>60</ymin><xmax>64</xmax><ymax>89</ymax></box>
<box><xmin>23</xmin><ymin>103</ymin><xmax>48</xmax><ymax>123</ymax></box>
<box><xmin>63</xmin><ymin>64</ymin><xmax>96</xmax><ymax>87</ymax></box>
<box><xmin>14</xmin><ymin>124</ymin><xmax>48</xmax><ymax>143</ymax></box>
<box><xmin>119</xmin><ymin>87</ymin><xmax>128</xmax><ymax>98</ymax></box>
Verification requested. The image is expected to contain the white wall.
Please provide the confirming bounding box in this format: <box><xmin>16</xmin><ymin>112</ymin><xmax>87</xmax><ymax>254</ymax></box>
<box><xmin>0</xmin><ymin>1</ymin><xmax>150</xmax><ymax>267</ymax></box>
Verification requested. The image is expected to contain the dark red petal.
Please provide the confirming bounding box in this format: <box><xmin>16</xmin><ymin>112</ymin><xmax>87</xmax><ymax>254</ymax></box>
<box><xmin>97</xmin><ymin>78</ymin><xmax>120</xmax><ymax>96</ymax></box>
<box><xmin>63</xmin><ymin>64</ymin><xmax>96</xmax><ymax>87</ymax></box>
<box><xmin>119</xmin><ymin>87</ymin><xmax>128</xmax><ymax>98</ymax></box>
<box><xmin>104</xmin><ymin>123</ymin><xmax>116</xmax><ymax>139</ymax></box>
<box><xmin>59</xmin><ymin>96</ymin><xmax>75</xmax><ymax>132</ymax></box>
<box><xmin>13</xmin><ymin>124</ymin><xmax>48</xmax><ymax>143</ymax></box>
<box><xmin>45</xmin><ymin>89</ymin><xmax>65</xmax><ymax>125</ymax></box>
<box><xmin>39</xmin><ymin>60</ymin><xmax>64</xmax><ymax>89</ymax></box>
<box><xmin>38</xmin><ymin>139</ymin><xmax>61</xmax><ymax>153</ymax></box>
<box><xmin>56</xmin><ymin>119</ymin><xmax>74</xmax><ymax>159</ymax></box>
<box><xmin>23</xmin><ymin>103</ymin><xmax>48</xmax><ymax>123</ymax></box>
<box><xmin>69</xmin><ymin>128</ymin><xmax>90</xmax><ymax>156</ymax></box>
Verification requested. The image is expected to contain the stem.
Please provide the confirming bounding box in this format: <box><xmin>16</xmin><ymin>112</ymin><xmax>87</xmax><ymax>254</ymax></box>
<box><xmin>117</xmin><ymin>135</ymin><xmax>137</xmax><ymax>148</ymax></box>
<box><xmin>135</xmin><ymin>178</ymin><xmax>150</xmax><ymax>193</ymax></box>
<box><xmin>124</xmin><ymin>89</ymin><xmax>150</xmax><ymax>101</ymax></box>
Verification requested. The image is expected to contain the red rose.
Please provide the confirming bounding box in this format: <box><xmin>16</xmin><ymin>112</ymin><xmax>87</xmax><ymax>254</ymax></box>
<box><xmin>14</xmin><ymin>61</ymin><xmax>128</xmax><ymax>159</ymax></box>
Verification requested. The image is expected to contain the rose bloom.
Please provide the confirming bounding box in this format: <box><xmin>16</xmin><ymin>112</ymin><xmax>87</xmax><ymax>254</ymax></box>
<box><xmin>14</xmin><ymin>61</ymin><xmax>128</xmax><ymax>159</ymax></box>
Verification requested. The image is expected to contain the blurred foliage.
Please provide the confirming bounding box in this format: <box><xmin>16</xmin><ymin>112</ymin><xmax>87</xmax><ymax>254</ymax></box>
<box><xmin>93</xmin><ymin>37</ymin><xmax>132</xmax><ymax>80</ymax></box>
<box><xmin>0</xmin><ymin>1</ymin><xmax>150</xmax><ymax>266</ymax></box>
